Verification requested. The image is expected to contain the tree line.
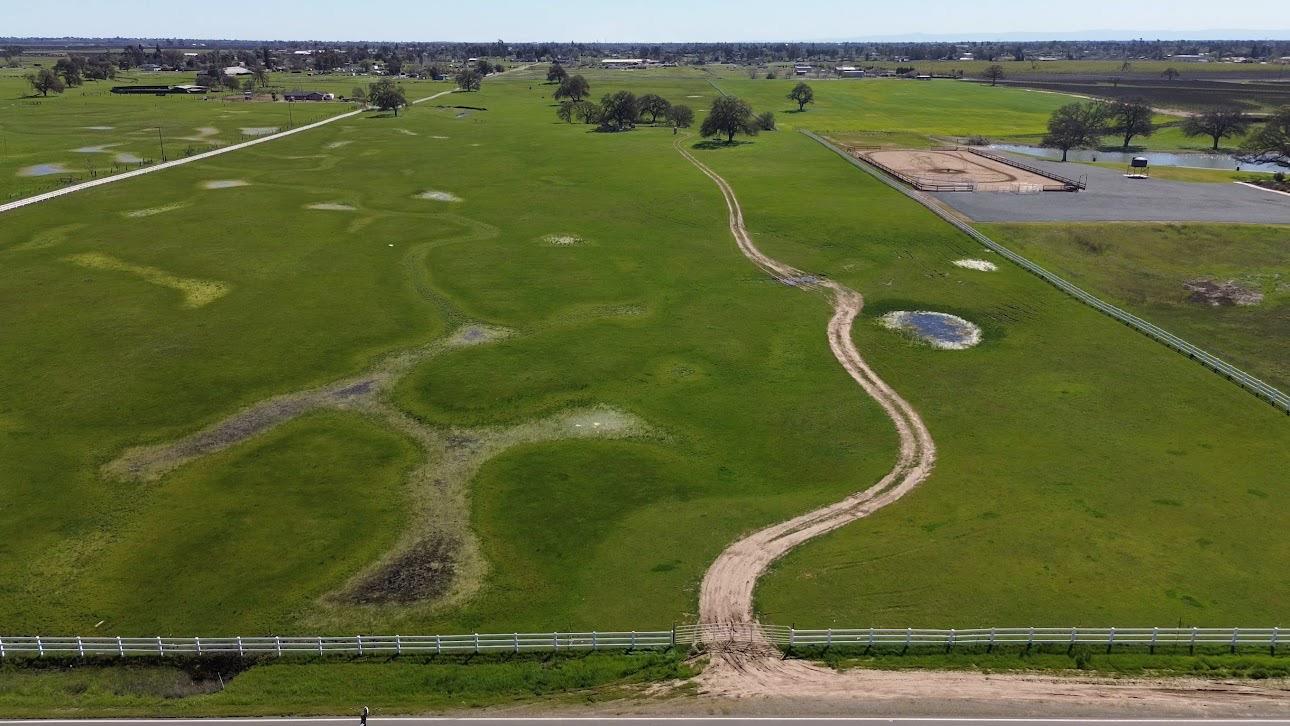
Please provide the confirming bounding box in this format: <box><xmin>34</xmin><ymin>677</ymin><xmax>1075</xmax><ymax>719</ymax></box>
<box><xmin>1040</xmin><ymin>99</ymin><xmax>1290</xmax><ymax>166</ymax></box>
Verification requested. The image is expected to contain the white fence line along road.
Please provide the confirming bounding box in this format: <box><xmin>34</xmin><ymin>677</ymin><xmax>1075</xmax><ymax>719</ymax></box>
<box><xmin>0</xmin><ymin>89</ymin><xmax>456</xmax><ymax>218</ymax></box>
<box><xmin>801</xmin><ymin>130</ymin><xmax>1290</xmax><ymax>415</ymax></box>
<box><xmin>0</xmin><ymin>627</ymin><xmax>1282</xmax><ymax>658</ymax></box>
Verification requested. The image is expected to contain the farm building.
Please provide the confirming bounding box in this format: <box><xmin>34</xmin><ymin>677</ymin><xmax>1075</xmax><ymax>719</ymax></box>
<box><xmin>283</xmin><ymin>91</ymin><xmax>336</xmax><ymax>101</ymax></box>
<box><xmin>223</xmin><ymin>65</ymin><xmax>254</xmax><ymax>76</ymax></box>
<box><xmin>602</xmin><ymin>58</ymin><xmax>646</xmax><ymax>68</ymax></box>
<box><xmin>835</xmin><ymin>66</ymin><xmax>865</xmax><ymax>78</ymax></box>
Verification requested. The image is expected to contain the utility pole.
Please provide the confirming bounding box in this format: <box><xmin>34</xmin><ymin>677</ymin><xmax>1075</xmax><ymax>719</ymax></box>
<box><xmin>157</xmin><ymin>126</ymin><xmax>166</xmax><ymax>162</ymax></box>
<box><xmin>287</xmin><ymin>101</ymin><xmax>293</xmax><ymax>130</ymax></box>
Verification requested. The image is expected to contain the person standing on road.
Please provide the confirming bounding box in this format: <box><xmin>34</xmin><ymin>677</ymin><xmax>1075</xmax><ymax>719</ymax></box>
<box><xmin>360</xmin><ymin>705</ymin><xmax>369</xmax><ymax>726</ymax></box>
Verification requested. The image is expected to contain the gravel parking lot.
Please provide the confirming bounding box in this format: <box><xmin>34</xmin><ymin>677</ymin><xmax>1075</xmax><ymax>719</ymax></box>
<box><xmin>931</xmin><ymin>154</ymin><xmax>1290</xmax><ymax>223</ymax></box>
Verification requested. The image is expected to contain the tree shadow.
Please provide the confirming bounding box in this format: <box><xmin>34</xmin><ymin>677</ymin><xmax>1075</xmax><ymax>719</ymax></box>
<box><xmin>691</xmin><ymin>139</ymin><xmax>753</xmax><ymax>150</ymax></box>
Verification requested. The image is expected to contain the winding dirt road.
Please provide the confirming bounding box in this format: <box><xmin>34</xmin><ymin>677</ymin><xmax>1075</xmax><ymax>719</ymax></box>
<box><xmin>674</xmin><ymin>138</ymin><xmax>937</xmax><ymax>667</ymax></box>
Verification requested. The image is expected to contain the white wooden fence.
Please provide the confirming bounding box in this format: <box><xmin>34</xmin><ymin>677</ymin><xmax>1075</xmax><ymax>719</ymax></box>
<box><xmin>776</xmin><ymin>626</ymin><xmax>1283</xmax><ymax>654</ymax></box>
<box><xmin>0</xmin><ymin>626</ymin><xmax>1281</xmax><ymax>658</ymax></box>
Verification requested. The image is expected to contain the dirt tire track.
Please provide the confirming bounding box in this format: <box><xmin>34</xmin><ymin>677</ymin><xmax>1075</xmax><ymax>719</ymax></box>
<box><xmin>674</xmin><ymin>136</ymin><xmax>937</xmax><ymax>682</ymax></box>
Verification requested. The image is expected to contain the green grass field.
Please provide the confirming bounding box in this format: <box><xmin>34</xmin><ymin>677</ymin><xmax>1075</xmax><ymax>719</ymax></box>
<box><xmin>1</xmin><ymin>71</ymin><xmax>1287</xmax><ymax>645</ymax></box>
<box><xmin>0</xmin><ymin>67</ymin><xmax>448</xmax><ymax>200</ymax></box>
<box><xmin>0</xmin><ymin>652</ymin><xmax>693</xmax><ymax>716</ymax></box>
<box><xmin>979</xmin><ymin>223</ymin><xmax>1290</xmax><ymax>392</ymax></box>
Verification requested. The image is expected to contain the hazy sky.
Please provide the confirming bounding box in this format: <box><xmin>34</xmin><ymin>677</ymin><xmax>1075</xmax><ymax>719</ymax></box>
<box><xmin>8</xmin><ymin>0</ymin><xmax>1290</xmax><ymax>42</ymax></box>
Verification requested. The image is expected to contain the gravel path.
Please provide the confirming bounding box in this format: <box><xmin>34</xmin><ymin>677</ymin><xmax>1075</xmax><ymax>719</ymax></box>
<box><xmin>674</xmin><ymin>136</ymin><xmax>937</xmax><ymax>677</ymax></box>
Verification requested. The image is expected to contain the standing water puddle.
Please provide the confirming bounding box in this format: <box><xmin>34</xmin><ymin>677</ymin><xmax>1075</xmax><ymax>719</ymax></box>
<box><xmin>989</xmin><ymin>144</ymin><xmax>1286</xmax><ymax>173</ymax></box>
<box><xmin>880</xmin><ymin>311</ymin><xmax>982</xmax><ymax>350</ymax></box>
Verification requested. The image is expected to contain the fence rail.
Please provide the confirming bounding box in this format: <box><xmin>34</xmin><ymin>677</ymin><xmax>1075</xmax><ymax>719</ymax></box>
<box><xmin>0</xmin><ymin>626</ymin><xmax>1281</xmax><ymax>658</ymax></box>
<box><xmin>806</xmin><ymin>130</ymin><xmax>1290</xmax><ymax>414</ymax></box>
<box><xmin>0</xmin><ymin>631</ymin><xmax>676</xmax><ymax>658</ymax></box>
<box><xmin>780</xmin><ymin>626</ymin><xmax>1283</xmax><ymax>653</ymax></box>
<box><xmin>959</xmin><ymin>145</ymin><xmax>1087</xmax><ymax>190</ymax></box>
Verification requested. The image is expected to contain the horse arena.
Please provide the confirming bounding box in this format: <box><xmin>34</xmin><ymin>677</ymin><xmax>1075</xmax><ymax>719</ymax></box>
<box><xmin>859</xmin><ymin>148</ymin><xmax>1081</xmax><ymax>193</ymax></box>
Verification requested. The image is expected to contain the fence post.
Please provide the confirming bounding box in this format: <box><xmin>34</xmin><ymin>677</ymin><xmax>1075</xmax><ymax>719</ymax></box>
<box><xmin>947</xmin><ymin>628</ymin><xmax>955</xmax><ymax>653</ymax></box>
<box><xmin>867</xmin><ymin>627</ymin><xmax>875</xmax><ymax>651</ymax></box>
<box><xmin>1106</xmin><ymin>627</ymin><xmax>1116</xmax><ymax>654</ymax></box>
<box><xmin>1068</xmin><ymin>627</ymin><xmax>1077</xmax><ymax>654</ymax></box>
<box><xmin>1149</xmin><ymin>627</ymin><xmax>1157</xmax><ymax>655</ymax></box>
<box><xmin>904</xmin><ymin>627</ymin><xmax>912</xmax><ymax>652</ymax></box>
<box><xmin>1231</xmin><ymin>628</ymin><xmax>1239</xmax><ymax>654</ymax></box>
<box><xmin>1190</xmin><ymin>626</ymin><xmax>1197</xmax><ymax>655</ymax></box>
<box><xmin>37</xmin><ymin>636</ymin><xmax>43</xmax><ymax>658</ymax></box>
<box><xmin>513</xmin><ymin>632</ymin><xmax>520</xmax><ymax>654</ymax></box>
<box><xmin>0</xmin><ymin>636</ymin><xmax>5</xmax><ymax>658</ymax></box>
<box><xmin>474</xmin><ymin>633</ymin><xmax>480</xmax><ymax>654</ymax></box>
<box><xmin>118</xmin><ymin>636</ymin><xmax>124</xmax><ymax>657</ymax></box>
<box><xmin>1026</xmin><ymin>626</ymin><xmax>1035</xmax><ymax>652</ymax></box>
<box><xmin>988</xmin><ymin>628</ymin><xmax>996</xmax><ymax>653</ymax></box>
<box><xmin>630</xmin><ymin>630</ymin><xmax>636</xmax><ymax>651</ymax></box>
<box><xmin>788</xmin><ymin>626</ymin><xmax>795</xmax><ymax>650</ymax></box>
<box><xmin>553</xmin><ymin>632</ymin><xmax>559</xmax><ymax>651</ymax></box>
<box><xmin>237</xmin><ymin>636</ymin><xmax>244</xmax><ymax>657</ymax></box>
<box><xmin>275</xmin><ymin>635</ymin><xmax>282</xmax><ymax>657</ymax></box>
<box><xmin>356</xmin><ymin>635</ymin><xmax>363</xmax><ymax>656</ymax></box>
<box><xmin>592</xmin><ymin>631</ymin><xmax>598</xmax><ymax>651</ymax></box>
<box><xmin>319</xmin><ymin>637</ymin><xmax>324</xmax><ymax>655</ymax></box>
<box><xmin>395</xmin><ymin>634</ymin><xmax>402</xmax><ymax>656</ymax></box>
<box><xmin>826</xmin><ymin>628</ymin><xmax>832</xmax><ymax>649</ymax></box>
<box><xmin>157</xmin><ymin>636</ymin><xmax>164</xmax><ymax>655</ymax></box>
<box><xmin>1271</xmin><ymin>627</ymin><xmax>1279</xmax><ymax>656</ymax></box>
<box><xmin>77</xmin><ymin>636</ymin><xmax>84</xmax><ymax>658</ymax></box>
<box><xmin>670</xmin><ymin>623</ymin><xmax>676</xmax><ymax>649</ymax></box>
<box><xmin>195</xmin><ymin>636</ymin><xmax>201</xmax><ymax>655</ymax></box>
<box><xmin>436</xmin><ymin>634</ymin><xmax>442</xmax><ymax>655</ymax></box>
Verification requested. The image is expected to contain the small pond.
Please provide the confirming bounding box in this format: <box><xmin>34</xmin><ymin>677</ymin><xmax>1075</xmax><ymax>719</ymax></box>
<box><xmin>879</xmin><ymin>311</ymin><xmax>982</xmax><ymax>350</ymax></box>
<box><xmin>988</xmin><ymin>144</ymin><xmax>1285</xmax><ymax>173</ymax></box>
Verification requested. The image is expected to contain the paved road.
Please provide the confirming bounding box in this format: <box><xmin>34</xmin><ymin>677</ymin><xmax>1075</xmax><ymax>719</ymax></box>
<box><xmin>5</xmin><ymin>719</ymin><xmax>1290</xmax><ymax>725</ymax></box>
<box><xmin>931</xmin><ymin>154</ymin><xmax>1290</xmax><ymax>223</ymax></box>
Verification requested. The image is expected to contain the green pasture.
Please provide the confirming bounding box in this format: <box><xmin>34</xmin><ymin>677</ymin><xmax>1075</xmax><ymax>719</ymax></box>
<box><xmin>701</xmin><ymin>128</ymin><xmax>1290</xmax><ymax>628</ymax></box>
<box><xmin>0</xmin><ymin>71</ymin><xmax>1286</xmax><ymax>644</ymax></box>
<box><xmin>0</xmin><ymin>68</ymin><xmax>448</xmax><ymax>200</ymax></box>
<box><xmin>0</xmin><ymin>652</ymin><xmax>692</xmax><ymax>716</ymax></box>
<box><xmin>980</xmin><ymin>223</ymin><xmax>1290</xmax><ymax>393</ymax></box>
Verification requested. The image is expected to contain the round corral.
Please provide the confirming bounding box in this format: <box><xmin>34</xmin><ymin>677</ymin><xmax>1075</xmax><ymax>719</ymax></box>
<box><xmin>860</xmin><ymin>148</ymin><xmax>1065</xmax><ymax>192</ymax></box>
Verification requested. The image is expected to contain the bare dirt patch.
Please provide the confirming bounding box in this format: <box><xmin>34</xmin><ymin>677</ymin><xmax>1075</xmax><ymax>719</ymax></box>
<box><xmin>953</xmin><ymin>258</ymin><xmax>997</xmax><ymax>271</ymax></box>
<box><xmin>862</xmin><ymin>149</ymin><xmax>1059</xmax><ymax>191</ymax></box>
<box><xmin>418</xmin><ymin>190</ymin><xmax>462</xmax><ymax>202</ymax></box>
<box><xmin>1184</xmin><ymin>278</ymin><xmax>1264</xmax><ymax>306</ymax></box>
<box><xmin>306</xmin><ymin>202</ymin><xmax>357</xmax><ymax>211</ymax></box>
<box><xmin>123</xmin><ymin>202</ymin><xmax>191</xmax><ymax>219</ymax></box>
<box><xmin>201</xmin><ymin>179</ymin><xmax>249</xmax><ymax>189</ymax></box>
<box><xmin>342</xmin><ymin>536</ymin><xmax>458</xmax><ymax>604</ymax></box>
<box><xmin>239</xmin><ymin>126</ymin><xmax>279</xmax><ymax>136</ymax></box>
<box><xmin>65</xmin><ymin>252</ymin><xmax>229</xmax><ymax>308</ymax></box>
<box><xmin>542</xmin><ymin>233</ymin><xmax>584</xmax><ymax>246</ymax></box>
<box><xmin>326</xmin><ymin>140</ymin><xmax>353</xmax><ymax>149</ymax></box>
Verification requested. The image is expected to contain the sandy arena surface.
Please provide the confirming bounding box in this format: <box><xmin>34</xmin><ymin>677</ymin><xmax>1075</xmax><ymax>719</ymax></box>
<box><xmin>863</xmin><ymin>149</ymin><xmax>1061</xmax><ymax>191</ymax></box>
